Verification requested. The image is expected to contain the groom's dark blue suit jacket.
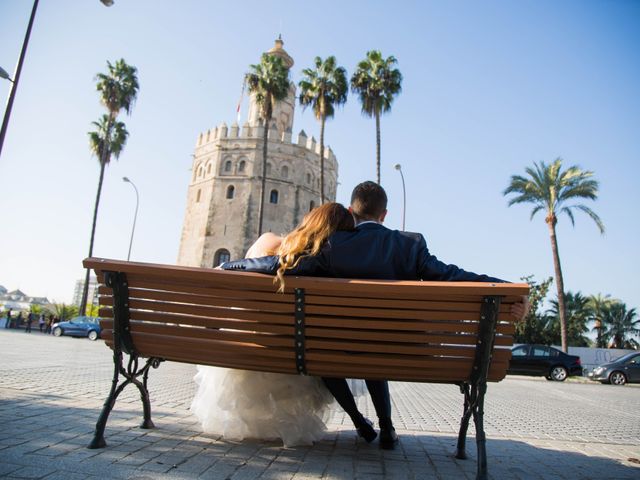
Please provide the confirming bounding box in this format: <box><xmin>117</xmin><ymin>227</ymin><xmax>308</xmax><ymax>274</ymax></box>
<box><xmin>221</xmin><ymin>222</ymin><xmax>503</xmax><ymax>283</ymax></box>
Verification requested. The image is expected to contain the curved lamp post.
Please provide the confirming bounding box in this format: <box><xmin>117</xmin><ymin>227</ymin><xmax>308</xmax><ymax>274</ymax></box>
<box><xmin>0</xmin><ymin>0</ymin><xmax>39</xmax><ymax>160</ymax></box>
<box><xmin>123</xmin><ymin>177</ymin><xmax>139</xmax><ymax>261</ymax></box>
<box><xmin>394</xmin><ymin>164</ymin><xmax>406</xmax><ymax>231</ymax></box>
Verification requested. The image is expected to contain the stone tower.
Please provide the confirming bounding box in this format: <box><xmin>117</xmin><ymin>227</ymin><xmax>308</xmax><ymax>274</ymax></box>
<box><xmin>177</xmin><ymin>38</ymin><xmax>338</xmax><ymax>268</ymax></box>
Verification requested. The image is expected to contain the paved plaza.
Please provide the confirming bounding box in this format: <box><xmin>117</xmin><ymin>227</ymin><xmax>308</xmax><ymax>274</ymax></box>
<box><xmin>1</xmin><ymin>329</ymin><xmax>639</xmax><ymax>479</ymax></box>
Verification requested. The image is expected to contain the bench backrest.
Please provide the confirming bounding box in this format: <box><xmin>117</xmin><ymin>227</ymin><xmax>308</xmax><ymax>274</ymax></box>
<box><xmin>85</xmin><ymin>257</ymin><xmax>529</xmax><ymax>384</ymax></box>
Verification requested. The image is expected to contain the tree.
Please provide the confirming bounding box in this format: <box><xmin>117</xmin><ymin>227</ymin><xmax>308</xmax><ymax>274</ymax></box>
<box><xmin>514</xmin><ymin>275</ymin><xmax>553</xmax><ymax>345</ymax></box>
<box><xmin>47</xmin><ymin>303</ymin><xmax>79</xmax><ymax>321</ymax></box>
<box><xmin>504</xmin><ymin>158</ymin><xmax>604</xmax><ymax>352</ymax></box>
<box><xmin>350</xmin><ymin>50</ymin><xmax>402</xmax><ymax>185</ymax></box>
<box><xmin>246</xmin><ymin>53</ymin><xmax>290</xmax><ymax>235</ymax></box>
<box><xmin>298</xmin><ymin>56</ymin><xmax>348</xmax><ymax>204</ymax></box>
<box><xmin>80</xmin><ymin>59</ymin><xmax>139</xmax><ymax>316</ymax></box>
<box><xmin>548</xmin><ymin>291</ymin><xmax>592</xmax><ymax>347</ymax></box>
<box><xmin>600</xmin><ymin>302</ymin><xmax>639</xmax><ymax>349</ymax></box>
<box><xmin>588</xmin><ymin>293</ymin><xmax>616</xmax><ymax>348</ymax></box>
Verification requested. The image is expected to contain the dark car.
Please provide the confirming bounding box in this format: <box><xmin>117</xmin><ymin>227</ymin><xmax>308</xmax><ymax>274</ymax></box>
<box><xmin>508</xmin><ymin>344</ymin><xmax>582</xmax><ymax>381</ymax></box>
<box><xmin>587</xmin><ymin>352</ymin><xmax>640</xmax><ymax>385</ymax></box>
<box><xmin>52</xmin><ymin>316</ymin><xmax>101</xmax><ymax>341</ymax></box>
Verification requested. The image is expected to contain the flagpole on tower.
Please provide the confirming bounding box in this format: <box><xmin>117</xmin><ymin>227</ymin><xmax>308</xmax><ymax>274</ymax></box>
<box><xmin>236</xmin><ymin>77</ymin><xmax>246</xmax><ymax>124</ymax></box>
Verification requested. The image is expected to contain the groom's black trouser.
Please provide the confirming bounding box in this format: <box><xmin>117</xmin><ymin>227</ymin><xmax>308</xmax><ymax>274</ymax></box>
<box><xmin>322</xmin><ymin>377</ymin><xmax>392</xmax><ymax>425</ymax></box>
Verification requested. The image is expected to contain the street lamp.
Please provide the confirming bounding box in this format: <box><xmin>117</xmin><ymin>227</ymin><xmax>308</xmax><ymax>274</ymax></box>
<box><xmin>0</xmin><ymin>0</ymin><xmax>39</xmax><ymax>160</ymax></box>
<box><xmin>1</xmin><ymin>0</ymin><xmax>114</xmax><ymax>161</ymax></box>
<box><xmin>394</xmin><ymin>164</ymin><xmax>406</xmax><ymax>231</ymax></box>
<box><xmin>122</xmin><ymin>177</ymin><xmax>139</xmax><ymax>261</ymax></box>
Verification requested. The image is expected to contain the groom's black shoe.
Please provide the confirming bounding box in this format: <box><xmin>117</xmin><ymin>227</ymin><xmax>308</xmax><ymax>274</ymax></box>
<box><xmin>355</xmin><ymin>417</ymin><xmax>377</xmax><ymax>443</ymax></box>
<box><xmin>379</xmin><ymin>419</ymin><xmax>398</xmax><ymax>450</ymax></box>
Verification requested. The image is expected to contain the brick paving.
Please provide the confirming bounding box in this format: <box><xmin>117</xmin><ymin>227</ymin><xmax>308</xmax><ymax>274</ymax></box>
<box><xmin>1</xmin><ymin>329</ymin><xmax>639</xmax><ymax>479</ymax></box>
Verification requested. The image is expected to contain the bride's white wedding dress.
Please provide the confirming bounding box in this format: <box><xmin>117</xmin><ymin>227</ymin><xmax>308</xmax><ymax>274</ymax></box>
<box><xmin>190</xmin><ymin>366</ymin><xmax>335</xmax><ymax>447</ymax></box>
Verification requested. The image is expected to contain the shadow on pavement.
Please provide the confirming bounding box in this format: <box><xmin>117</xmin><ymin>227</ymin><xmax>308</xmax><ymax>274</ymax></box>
<box><xmin>1</xmin><ymin>390</ymin><xmax>639</xmax><ymax>480</ymax></box>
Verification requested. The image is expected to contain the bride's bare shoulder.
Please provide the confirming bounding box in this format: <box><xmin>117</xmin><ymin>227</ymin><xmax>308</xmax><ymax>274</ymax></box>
<box><xmin>246</xmin><ymin>232</ymin><xmax>284</xmax><ymax>258</ymax></box>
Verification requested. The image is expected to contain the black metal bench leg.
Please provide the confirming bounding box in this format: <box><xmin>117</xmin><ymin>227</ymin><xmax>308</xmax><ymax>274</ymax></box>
<box><xmin>88</xmin><ymin>350</ymin><xmax>125</xmax><ymax>449</ymax></box>
<box><xmin>472</xmin><ymin>382</ymin><xmax>488</xmax><ymax>480</ymax></box>
<box><xmin>455</xmin><ymin>383</ymin><xmax>472</xmax><ymax>459</ymax></box>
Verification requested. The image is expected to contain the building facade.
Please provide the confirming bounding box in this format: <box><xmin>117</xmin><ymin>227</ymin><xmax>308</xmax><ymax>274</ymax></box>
<box><xmin>177</xmin><ymin>38</ymin><xmax>339</xmax><ymax>267</ymax></box>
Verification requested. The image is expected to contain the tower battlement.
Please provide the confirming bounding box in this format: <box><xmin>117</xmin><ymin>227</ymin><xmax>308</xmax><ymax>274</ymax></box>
<box><xmin>196</xmin><ymin>124</ymin><xmax>336</xmax><ymax>162</ymax></box>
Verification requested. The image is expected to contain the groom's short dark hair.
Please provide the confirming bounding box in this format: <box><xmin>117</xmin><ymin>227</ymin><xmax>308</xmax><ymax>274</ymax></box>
<box><xmin>351</xmin><ymin>181</ymin><xmax>388</xmax><ymax>220</ymax></box>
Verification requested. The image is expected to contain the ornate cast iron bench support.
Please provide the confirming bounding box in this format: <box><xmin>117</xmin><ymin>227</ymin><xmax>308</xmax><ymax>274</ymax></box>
<box><xmin>88</xmin><ymin>272</ymin><xmax>163</xmax><ymax>449</ymax></box>
<box><xmin>454</xmin><ymin>295</ymin><xmax>502</xmax><ymax>480</ymax></box>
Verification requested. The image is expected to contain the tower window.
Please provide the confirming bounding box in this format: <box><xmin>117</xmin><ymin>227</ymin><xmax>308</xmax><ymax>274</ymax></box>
<box><xmin>309</xmin><ymin>201</ymin><xmax>315</xmax><ymax>211</ymax></box>
<box><xmin>198</xmin><ymin>166</ymin><xmax>203</xmax><ymax>177</ymax></box>
<box><xmin>270</xmin><ymin>189</ymin><xmax>279</xmax><ymax>204</ymax></box>
<box><xmin>196</xmin><ymin>189</ymin><xmax>201</xmax><ymax>203</ymax></box>
<box><xmin>238</xmin><ymin>160</ymin><xmax>246</xmax><ymax>173</ymax></box>
<box><xmin>281</xmin><ymin>166</ymin><xmax>289</xmax><ymax>179</ymax></box>
<box><xmin>226</xmin><ymin>185</ymin><xmax>235</xmax><ymax>199</ymax></box>
<box><xmin>306</xmin><ymin>173</ymin><xmax>311</xmax><ymax>184</ymax></box>
<box><xmin>207</xmin><ymin>163</ymin><xmax>212</xmax><ymax>174</ymax></box>
<box><xmin>214</xmin><ymin>249</ymin><xmax>231</xmax><ymax>266</ymax></box>
<box><xmin>224</xmin><ymin>160</ymin><xmax>232</xmax><ymax>172</ymax></box>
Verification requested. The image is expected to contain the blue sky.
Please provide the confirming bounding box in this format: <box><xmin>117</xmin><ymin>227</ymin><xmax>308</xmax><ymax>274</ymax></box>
<box><xmin>0</xmin><ymin>0</ymin><xmax>638</xmax><ymax>313</ymax></box>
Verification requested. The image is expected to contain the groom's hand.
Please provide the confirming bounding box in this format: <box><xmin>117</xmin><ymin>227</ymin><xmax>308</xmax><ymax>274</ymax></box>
<box><xmin>510</xmin><ymin>296</ymin><xmax>530</xmax><ymax>322</ymax></box>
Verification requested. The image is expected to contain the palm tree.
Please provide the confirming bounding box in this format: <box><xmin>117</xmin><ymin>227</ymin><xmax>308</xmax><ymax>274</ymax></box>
<box><xmin>350</xmin><ymin>50</ymin><xmax>402</xmax><ymax>184</ymax></box>
<box><xmin>246</xmin><ymin>53</ymin><xmax>290</xmax><ymax>235</ymax></box>
<box><xmin>588</xmin><ymin>293</ymin><xmax>615</xmax><ymax>348</ymax></box>
<box><xmin>80</xmin><ymin>59</ymin><xmax>139</xmax><ymax>316</ymax></box>
<box><xmin>601</xmin><ymin>302</ymin><xmax>639</xmax><ymax>349</ymax></box>
<box><xmin>548</xmin><ymin>291</ymin><xmax>592</xmax><ymax>347</ymax></box>
<box><xmin>504</xmin><ymin>158</ymin><xmax>604</xmax><ymax>352</ymax></box>
<box><xmin>298</xmin><ymin>56</ymin><xmax>348</xmax><ymax>204</ymax></box>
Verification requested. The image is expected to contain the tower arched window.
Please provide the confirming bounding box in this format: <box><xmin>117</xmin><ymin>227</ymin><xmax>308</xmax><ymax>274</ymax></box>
<box><xmin>214</xmin><ymin>249</ymin><xmax>231</xmax><ymax>266</ymax></box>
<box><xmin>224</xmin><ymin>160</ymin><xmax>232</xmax><ymax>172</ymax></box>
<box><xmin>270</xmin><ymin>189</ymin><xmax>279</xmax><ymax>204</ymax></box>
<box><xmin>226</xmin><ymin>185</ymin><xmax>235</xmax><ymax>199</ymax></box>
<box><xmin>197</xmin><ymin>166</ymin><xmax>203</xmax><ymax>177</ymax></box>
<box><xmin>196</xmin><ymin>189</ymin><xmax>201</xmax><ymax>203</ymax></box>
<box><xmin>309</xmin><ymin>201</ymin><xmax>315</xmax><ymax>211</ymax></box>
<box><xmin>306</xmin><ymin>173</ymin><xmax>311</xmax><ymax>184</ymax></box>
<box><xmin>238</xmin><ymin>160</ymin><xmax>246</xmax><ymax>173</ymax></box>
<box><xmin>281</xmin><ymin>165</ymin><xmax>289</xmax><ymax>179</ymax></box>
<box><xmin>207</xmin><ymin>163</ymin><xmax>212</xmax><ymax>175</ymax></box>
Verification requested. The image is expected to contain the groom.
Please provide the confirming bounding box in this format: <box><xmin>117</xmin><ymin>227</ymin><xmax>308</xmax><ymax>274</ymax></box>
<box><xmin>224</xmin><ymin>181</ymin><xmax>529</xmax><ymax>449</ymax></box>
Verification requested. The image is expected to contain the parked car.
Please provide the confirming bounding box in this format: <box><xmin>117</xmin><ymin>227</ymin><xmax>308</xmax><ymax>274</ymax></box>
<box><xmin>508</xmin><ymin>344</ymin><xmax>582</xmax><ymax>381</ymax></box>
<box><xmin>587</xmin><ymin>352</ymin><xmax>640</xmax><ymax>385</ymax></box>
<box><xmin>52</xmin><ymin>316</ymin><xmax>101</xmax><ymax>341</ymax></box>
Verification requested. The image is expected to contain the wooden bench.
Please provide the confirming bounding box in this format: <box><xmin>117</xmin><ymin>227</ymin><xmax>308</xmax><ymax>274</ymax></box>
<box><xmin>84</xmin><ymin>257</ymin><xmax>529</xmax><ymax>480</ymax></box>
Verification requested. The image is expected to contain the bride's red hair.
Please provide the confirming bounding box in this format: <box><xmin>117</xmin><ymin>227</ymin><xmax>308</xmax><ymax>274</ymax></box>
<box><xmin>275</xmin><ymin>203</ymin><xmax>354</xmax><ymax>292</ymax></box>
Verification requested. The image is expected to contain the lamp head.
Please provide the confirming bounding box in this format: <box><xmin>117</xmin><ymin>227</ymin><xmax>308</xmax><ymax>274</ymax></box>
<box><xmin>394</xmin><ymin>164</ymin><xmax>401</xmax><ymax>171</ymax></box>
<box><xmin>122</xmin><ymin>177</ymin><xmax>130</xmax><ymax>183</ymax></box>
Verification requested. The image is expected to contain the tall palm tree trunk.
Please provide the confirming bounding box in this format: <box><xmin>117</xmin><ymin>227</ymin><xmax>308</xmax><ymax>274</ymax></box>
<box><xmin>548</xmin><ymin>220</ymin><xmax>568</xmax><ymax>351</ymax></box>
<box><xmin>80</xmin><ymin>160</ymin><xmax>107</xmax><ymax>316</ymax></box>
<box><xmin>375</xmin><ymin>110</ymin><xmax>381</xmax><ymax>184</ymax></box>
<box><xmin>257</xmin><ymin>118</ymin><xmax>270</xmax><ymax>236</ymax></box>
<box><xmin>319</xmin><ymin>115</ymin><xmax>326</xmax><ymax>204</ymax></box>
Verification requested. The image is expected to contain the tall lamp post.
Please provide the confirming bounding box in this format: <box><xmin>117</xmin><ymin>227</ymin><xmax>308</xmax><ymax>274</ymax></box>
<box><xmin>394</xmin><ymin>164</ymin><xmax>406</xmax><ymax>231</ymax></box>
<box><xmin>122</xmin><ymin>177</ymin><xmax>139</xmax><ymax>261</ymax></box>
<box><xmin>0</xmin><ymin>0</ymin><xmax>39</xmax><ymax>160</ymax></box>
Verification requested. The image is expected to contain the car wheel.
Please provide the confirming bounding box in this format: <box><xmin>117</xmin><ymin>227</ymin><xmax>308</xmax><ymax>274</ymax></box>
<box><xmin>549</xmin><ymin>365</ymin><xmax>568</xmax><ymax>381</ymax></box>
<box><xmin>88</xmin><ymin>330</ymin><xmax>99</xmax><ymax>341</ymax></box>
<box><xmin>609</xmin><ymin>371</ymin><xmax>627</xmax><ymax>386</ymax></box>
<box><xmin>52</xmin><ymin>327</ymin><xmax>63</xmax><ymax>337</ymax></box>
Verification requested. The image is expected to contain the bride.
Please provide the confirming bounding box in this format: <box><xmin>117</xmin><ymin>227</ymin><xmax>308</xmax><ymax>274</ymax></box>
<box><xmin>190</xmin><ymin>203</ymin><xmax>361</xmax><ymax>447</ymax></box>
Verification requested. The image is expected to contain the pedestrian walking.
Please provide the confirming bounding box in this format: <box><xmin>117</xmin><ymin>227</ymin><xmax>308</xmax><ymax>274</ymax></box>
<box><xmin>25</xmin><ymin>312</ymin><xmax>33</xmax><ymax>333</ymax></box>
<box><xmin>38</xmin><ymin>314</ymin><xmax>45</xmax><ymax>333</ymax></box>
<box><xmin>3</xmin><ymin>308</ymin><xmax>11</xmax><ymax>329</ymax></box>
